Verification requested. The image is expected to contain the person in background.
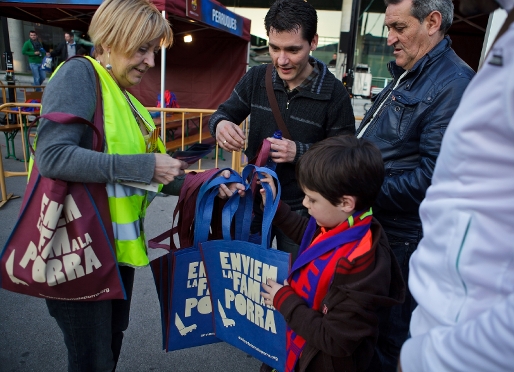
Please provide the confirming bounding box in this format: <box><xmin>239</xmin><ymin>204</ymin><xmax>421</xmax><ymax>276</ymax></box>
<box><xmin>22</xmin><ymin>30</ymin><xmax>46</xmax><ymax>89</ymax></box>
<box><xmin>355</xmin><ymin>1</ymin><xmax>475</xmax><ymax>370</ymax></box>
<box><xmin>209</xmin><ymin>0</ymin><xmax>355</xmax><ymax>263</ymax></box>
<box><xmin>328</xmin><ymin>52</ymin><xmax>337</xmax><ymax>66</ymax></box>
<box><xmin>50</xmin><ymin>31</ymin><xmax>87</xmax><ymax>67</ymax></box>
<box><xmin>41</xmin><ymin>50</ymin><xmax>53</xmax><ymax>76</ymax></box>
<box><xmin>256</xmin><ymin>135</ymin><xmax>404</xmax><ymax>372</ymax></box>
<box><xmin>399</xmin><ymin>0</ymin><xmax>514</xmax><ymax>371</ymax></box>
<box><xmin>34</xmin><ymin>0</ymin><xmax>187</xmax><ymax>370</ymax></box>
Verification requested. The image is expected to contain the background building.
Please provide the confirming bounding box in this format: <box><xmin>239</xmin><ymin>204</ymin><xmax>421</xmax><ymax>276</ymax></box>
<box><xmin>0</xmin><ymin>0</ymin><xmax>504</xmax><ymax>101</ymax></box>
<box><xmin>222</xmin><ymin>0</ymin><xmax>493</xmax><ymax>91</ymax></box>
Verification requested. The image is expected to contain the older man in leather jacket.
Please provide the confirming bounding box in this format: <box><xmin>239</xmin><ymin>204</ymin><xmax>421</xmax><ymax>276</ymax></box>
<box><xmin>356</xmin><ymin>0</ymin><xmax>475</xmax><ymax>371</ymax></box>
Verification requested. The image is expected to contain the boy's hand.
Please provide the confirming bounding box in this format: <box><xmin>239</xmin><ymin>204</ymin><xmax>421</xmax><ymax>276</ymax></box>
<box><xmin>258</xmin><ymin>172</ymin><xmax>277</xmax><ymax>206</ymax></box>
<box><xmin>217</xmin><ymin>169</ymin><xmax>245</xmax><ymax>199</ymax></box>
<box><xmin>261</xmin><ymin>279</ymin><xmax>288</xmax><ymax>307</ymax></box>
<box><xmin>267</xmin><ymin>137</ymin><xmax>296</xmax><ymax>163</ymax></box>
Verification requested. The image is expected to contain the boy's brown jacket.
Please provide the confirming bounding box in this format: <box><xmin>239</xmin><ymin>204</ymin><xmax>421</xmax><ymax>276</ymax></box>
<box><xmin>272</xmin><ymin>202</ymin><xmax>405</xmax><ymax>372</ymax></box>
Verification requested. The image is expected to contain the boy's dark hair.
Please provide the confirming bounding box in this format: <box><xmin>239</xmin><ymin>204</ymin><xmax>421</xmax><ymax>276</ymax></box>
<box><xmin>296</xmin><ymin>135</ymin><xmax>384</xmax><ymax>211</ymax></box>
<box><xmin>265</xmin><ymin>0</ymin><xmax>317</xmax><ymax>44</ymax></box>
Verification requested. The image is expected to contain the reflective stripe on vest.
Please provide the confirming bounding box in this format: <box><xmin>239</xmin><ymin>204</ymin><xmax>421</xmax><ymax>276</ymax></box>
<box><xmin>106</xmin><ymin>183</ymin><xmax>146</xmax><ymax>266</ymax></box>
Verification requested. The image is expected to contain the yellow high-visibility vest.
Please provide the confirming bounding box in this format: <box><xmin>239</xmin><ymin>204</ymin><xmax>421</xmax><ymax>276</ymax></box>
<box><xmin>32</xmin><ymin>56</ymin><xmax>165</xmax><ymax>267</ymax></box>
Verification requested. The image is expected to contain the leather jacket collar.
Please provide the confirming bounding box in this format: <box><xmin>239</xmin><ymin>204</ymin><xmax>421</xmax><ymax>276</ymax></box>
<box><xmin>388</xmin><ymin>35</ymin><xmax>453</xmax><ymax>82</ymax></box>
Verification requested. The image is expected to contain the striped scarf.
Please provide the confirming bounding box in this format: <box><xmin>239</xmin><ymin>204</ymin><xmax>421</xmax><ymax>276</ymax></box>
<box><xmin>284</xmin><ymin>209</ymin><xmax>373</xmax><ymax>372</ymax></box>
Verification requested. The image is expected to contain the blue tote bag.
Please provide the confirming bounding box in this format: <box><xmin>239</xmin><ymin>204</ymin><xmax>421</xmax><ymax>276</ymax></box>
<box><xmin>149</xmin><ymin>169</ymin><xmax>243</xmax><ymax>351</ymax></box>
<box><xmin>200</xmin><ymin>165</ymin><xmax>289</xmax><ymax>371</ymax></box>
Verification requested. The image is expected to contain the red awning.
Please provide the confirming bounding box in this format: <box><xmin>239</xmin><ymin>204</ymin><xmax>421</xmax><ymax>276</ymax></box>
<box><xmin>1</xmin><ymin>0</ymin><xmax>252</xmax><ymax>109</ymax></box>
<box><xmin>0</xmin><ymin>0</ymin><xmax>250</xmax><ymax>41</ymax></box>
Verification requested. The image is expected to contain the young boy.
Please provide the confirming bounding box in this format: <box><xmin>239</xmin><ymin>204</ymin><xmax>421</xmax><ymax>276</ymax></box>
<box><xmin>260</xmin><ymin>135</ymin><xmax>405</xmax><ymax>372</ymax></box>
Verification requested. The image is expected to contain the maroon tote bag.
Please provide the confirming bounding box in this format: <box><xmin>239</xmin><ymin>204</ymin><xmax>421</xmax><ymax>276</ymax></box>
<box><xmin>0</xmin><ymin>57</ymin><xmax>126</xmax><ymax>301</ymax></box>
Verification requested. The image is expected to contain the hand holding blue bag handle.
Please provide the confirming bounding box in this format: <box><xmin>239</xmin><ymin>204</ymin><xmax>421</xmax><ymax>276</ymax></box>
<box><xmin>149</xmin><ymin>168</ymin><xmax>243</xmax><ymax>351</ymax></box>
<box><xmin>200</xmin><ymin>165</ymin><xmax>289</xmax><ymax>371</ymax></box>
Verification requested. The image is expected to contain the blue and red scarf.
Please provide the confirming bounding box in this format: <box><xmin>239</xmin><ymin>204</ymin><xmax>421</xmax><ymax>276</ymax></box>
<box><xmin>283</xmin><ymin>209</ymin><xmax>373</xmax><ymax>372</ymax></box>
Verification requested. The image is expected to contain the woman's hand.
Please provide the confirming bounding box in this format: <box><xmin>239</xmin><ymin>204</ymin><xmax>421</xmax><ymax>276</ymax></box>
<box><xmin>261</xmin><ymin>279</ymin><xmax>288</xmax><ymax>307</ymax></box>
<box><xmin>152</xmin><ymin>153</ymin><xmax>188</xmax><ymax>184</ymax></box>
<box><xmin>259</xmin><ymin>172</ymin><xmax>277</xmax><ymax>207</ymax></box>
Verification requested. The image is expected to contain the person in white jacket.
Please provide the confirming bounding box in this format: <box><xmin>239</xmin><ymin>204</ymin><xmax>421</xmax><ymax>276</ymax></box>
<box><xmin>399</xmin><ymin>0</ymin><xmax>514</xmax><ymax>371</ymax></box>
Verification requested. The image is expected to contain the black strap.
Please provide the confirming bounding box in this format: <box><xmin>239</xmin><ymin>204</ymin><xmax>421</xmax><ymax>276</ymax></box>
<box><xmin>265</xmin><ymin>64</ymin><xmax>292</xmax><ymax>140</ymax></box>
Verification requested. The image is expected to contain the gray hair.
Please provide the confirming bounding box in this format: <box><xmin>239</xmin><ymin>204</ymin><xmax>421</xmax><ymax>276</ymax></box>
<box><xmin>384</xmin><ymin>0</ymin><xmax>454</xmax><ymax>33</ymax></box>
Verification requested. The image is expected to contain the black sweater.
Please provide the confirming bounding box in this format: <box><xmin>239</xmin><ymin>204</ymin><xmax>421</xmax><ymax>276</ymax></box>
<box><xmin>209</xmin><ymin>61</ymin><xmax>355</xmax><ymax>210</ymax></box>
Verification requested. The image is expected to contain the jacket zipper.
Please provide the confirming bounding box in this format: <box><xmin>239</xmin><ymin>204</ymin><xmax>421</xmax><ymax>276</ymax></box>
<box><xmin>356</xmin><ymin>87</ymin><xmax>391</xmax><ymax>135</ymax></box>
<box><xmin>357</xmin><ymin>67</ymin><xmax>409</xmax><ymax>137</ymax></box>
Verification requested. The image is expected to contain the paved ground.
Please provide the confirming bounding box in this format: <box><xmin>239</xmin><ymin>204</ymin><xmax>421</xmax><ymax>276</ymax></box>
<box><xmin>0</xmin><ymin>92</ymin><xmax>369</xmax><ymax>372</ymax></box>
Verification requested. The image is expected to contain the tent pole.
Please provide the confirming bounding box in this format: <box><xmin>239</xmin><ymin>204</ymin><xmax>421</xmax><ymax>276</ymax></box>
<box><xmin>160</xmin><ymin>10</ymin><xmax>166</xmax><ymax>142</ymax></box>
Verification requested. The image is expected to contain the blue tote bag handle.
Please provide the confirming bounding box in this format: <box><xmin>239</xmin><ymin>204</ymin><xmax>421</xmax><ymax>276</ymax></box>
<box><xmin>221</xmin><ymin>187</ymin><xmax>254</xmax><ymax>242</ymax></box>
<box><xmin>221</xmin><ymin>165</ymin><xmax>281</xmax><ymax>249</ymax></box>
<box><xmin>200</xmin><ymin>165</ymin><xmax>288</xmax><ymax>371</ymax></box>
<box><xmin>253</xmin><ymin>166</ymin><xmax>281</xmax><ymax>249</ymax></box>
<box><xmin>193</xmin><ymin>168</ymin><xmax>243</xmax><ymax>247</ymax></box>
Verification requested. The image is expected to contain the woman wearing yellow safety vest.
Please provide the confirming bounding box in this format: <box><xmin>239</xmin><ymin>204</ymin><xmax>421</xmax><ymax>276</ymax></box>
<box><xmin>33</xmin><ymin>0</ymin><xmax>188</xmax><ymax>369</ymax></box>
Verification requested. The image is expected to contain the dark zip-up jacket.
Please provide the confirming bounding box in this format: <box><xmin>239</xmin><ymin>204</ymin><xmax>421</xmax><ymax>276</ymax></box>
<box><xmin>356</xmin><ymin>36</ymin><xmax>474</xmax><ymax>239</ymax></box>
<box><xmin>50</xmin><ymin>41</ymin><xmax>87</xmax><ymax>66</ymax></box>
<box><xmin>209</xmin><ymin>61</ymin><xmax>355</xmax><ymax>210</ymax></box>
<box><xmin>272</xmin><ymin>202</ymin><xmax>405</xmax><ymax>372</ymax></box>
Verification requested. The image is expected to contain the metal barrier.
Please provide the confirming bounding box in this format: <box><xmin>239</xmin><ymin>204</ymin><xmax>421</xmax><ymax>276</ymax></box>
<box><xmin>0</xmin><ymin>84</ymin><xmax>45</xmax><ymax>104</ymax></box>
<box><xmin>0</xmin><ymin>102</ymin><xmax>37</xmax><ymax>207</ymax></box>
<box><xmin>147</xmin><ymin>107</ymin><xmax>249</xmax><ymax>173</ymax></box>
<box><xmin>1</xmin><ymin>102</ymin><xmax>363</xmax><ymax>206</ymax></box>
<box><xmin>0</xmin><ymin>103</ymin><xmax>249</xmax><ymax>207</ymax></box>
<box><xmin>0</xmin><ymin>84</ymin><xmax>45</xmax><ymax>127</ymax></box>
<box><xmin>0</xmin><ymin>102</ymin><xmax>41</xmax><ymax>168</ymax></box>
<box><xmin>0</xmin><ymin>102</ymin><xmax>249</xmax><ymax>207</ymax></box>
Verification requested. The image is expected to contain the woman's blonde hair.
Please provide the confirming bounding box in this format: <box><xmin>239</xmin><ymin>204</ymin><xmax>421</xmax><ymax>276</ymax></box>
<box><xmin>89</xmin><ymin>0</ymin><xmax>173</xmax><ymax>57</ymax></box>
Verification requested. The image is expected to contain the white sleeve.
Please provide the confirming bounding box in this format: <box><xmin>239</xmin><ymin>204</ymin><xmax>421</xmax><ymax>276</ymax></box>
<box><xmin>401</xmin><ymin>293</ymin><xmax>514</xmax><ymax>371</ymax></box>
